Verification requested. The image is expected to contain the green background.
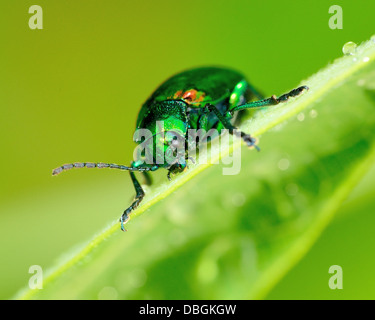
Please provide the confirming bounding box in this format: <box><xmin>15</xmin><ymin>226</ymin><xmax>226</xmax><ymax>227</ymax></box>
<box><xmin>0</xmin><ymin>0</ymin><xmax>374</xmax><ymax>299</ymax></box>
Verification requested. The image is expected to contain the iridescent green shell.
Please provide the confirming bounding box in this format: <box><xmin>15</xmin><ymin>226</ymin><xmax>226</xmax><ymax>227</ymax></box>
<box><xmin>136</xmin><ymin>67</ymin><xmax>250</xmax><ymax>130</ymax></box>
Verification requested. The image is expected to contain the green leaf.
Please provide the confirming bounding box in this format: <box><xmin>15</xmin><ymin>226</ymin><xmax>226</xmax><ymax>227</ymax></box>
<box><xmin>17</xmin><ymin>39</ymin><xmax>375</xmax><ymax>300</ymax></box>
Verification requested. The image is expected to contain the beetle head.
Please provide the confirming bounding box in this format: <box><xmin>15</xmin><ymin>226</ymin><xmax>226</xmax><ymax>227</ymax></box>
<box><xmin>135</xmin><ymin>100</ymin><xmax>188</xmax><ymax>168</ymax></box>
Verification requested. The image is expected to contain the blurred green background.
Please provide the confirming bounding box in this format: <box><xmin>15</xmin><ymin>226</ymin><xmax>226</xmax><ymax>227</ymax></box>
<box><xmin>1</xmin><ymin>0</ymin><xmax>375</xmax><ymax>299</ymax></box>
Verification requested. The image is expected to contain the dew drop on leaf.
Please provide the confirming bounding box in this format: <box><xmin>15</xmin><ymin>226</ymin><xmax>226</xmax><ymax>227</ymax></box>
<box><xmin>309</xmin><ymin>109</ymin><xmax>318</xmax><ymax>118</ymax></box>
<box><xmin>342</xmin><ymin>41</ymin><xmax>357</xmax><ymax>56</ymax></box>
<box><xmin>278</xmin><ymin>158</ymin><xmax>290</xmax><ymax>171</ymax></box>
<box><xmin>297</xmin><ymin>112</ymin><xmax>305</xmax><ymax>121</ymax></box>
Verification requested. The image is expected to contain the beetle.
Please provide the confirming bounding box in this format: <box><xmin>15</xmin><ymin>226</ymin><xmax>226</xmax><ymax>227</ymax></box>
<box><xmin>53</xmin><ymin>67</ymin><xmax>308</xmax><ymax>231</ymax></box>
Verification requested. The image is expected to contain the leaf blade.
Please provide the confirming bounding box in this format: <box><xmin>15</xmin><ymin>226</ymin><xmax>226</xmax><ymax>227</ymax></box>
<box><xmin>17</xmin><ymin>39</ymin><xmax>375</xmax><ymax>300</ymax></box>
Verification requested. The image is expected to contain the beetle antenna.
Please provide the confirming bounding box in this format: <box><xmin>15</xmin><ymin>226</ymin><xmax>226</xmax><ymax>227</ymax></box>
<box><xmin>52</xmin><ymin>162</ymin><xmax>151</xmax><ymax>176</ymax></box>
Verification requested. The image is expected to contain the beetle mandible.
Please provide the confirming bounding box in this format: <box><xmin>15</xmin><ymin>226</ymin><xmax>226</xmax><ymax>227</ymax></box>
<box><xmin>53</xmin><ymin>67</ymin><xmax>308</xmax><ymax>231</ymax></box>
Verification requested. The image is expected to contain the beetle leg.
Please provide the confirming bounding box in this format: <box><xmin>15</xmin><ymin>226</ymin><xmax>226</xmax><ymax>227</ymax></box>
<box><xmin>120</xmin><ymin>171</ymin><xmax>145</xmax><ymax>231</ymax></box>
<box><xmin>142</xmin><ymin>171</ymin><xmax>153</xmax><ymax>186</ymax></box>
<box><xmin>167</xmin><ymin>160</ymin><xmax>178</xmax><ymax>180</ymax></box>
<box><xmin>198</xmin><ymin>111</ymin><xmax>208</xmax><ymax>129</ymax></box>
<box><xmin>206</xmin><ymin>103</ymin><xmax>260</xmax><ymax>151</ymax></box>
<box><xmin>230</xmin><ymin>85</ymin><xmax>308</xmax><ymax>113</ymax></box>
<box><xmin>167</xmin><ymin>170</ymin><xmax>172</xmax><ymax>181</ymax></box>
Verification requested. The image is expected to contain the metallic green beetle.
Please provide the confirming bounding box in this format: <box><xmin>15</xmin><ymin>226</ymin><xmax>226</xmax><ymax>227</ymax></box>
<box><xmin>53</xmin><ymin>67</ymin><xmax>308</xmax><ymax>231</ymax></box>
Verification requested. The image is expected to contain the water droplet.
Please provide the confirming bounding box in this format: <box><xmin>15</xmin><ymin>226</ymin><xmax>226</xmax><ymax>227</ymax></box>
<box><xmin>128</xmin><ymin>269</ymin><xmax>147</xmax><ymax>288</ymax></box>
<box><xmin>278</xmin><ymin>158</ymin><xmax>290</xmax><ymax>171</ymax></box>
<box><xmin>357</xmin><ymin>79</ymin><xmax>366</xmax><ymax>87</ymax></box>
<box><xmin>309</xmin><ymin>109</ymin><xmax>318</xmax><ymax>118</ymax></box>
<box><xmin>169</xmin><ymin>229</ymin><xmax>186</xmax><ymax>246</ymax></box>
<box><xmin>167</xmin><ymin>205</ymin><xmax>189</xmax><ymax>225</ymax></box>
<box><xmin>98</xmin><ymin>286</ymin><xmax>118</xmax><ymax>300</ymax></box>
<box><xmin>272</xmin><ymin>123</ymin><xmax>285</xmax><ymax>132</ymax></box>
<box><xmin>116</xmin><ymin>269</ymin><xmax>147</xmax><ymax>291</ymax></box>
<box><xmin>285</xmin><ymin>183</ymin><xmax>299</xmax><ymax>196</ymax></box>
<box><xmin>297</xmin><ymin>112</ymin><xmax>305</xmax><ymax>121</ymax></box>
<box><xmin>363</xmin><ymin>56</ymin><xmax>370</xmax><ymax>63</ymax></box>
<box><xmin>232</xmin><ymin>193</ymin><xmax>246</xmax><ymax>207</ymax></box>
<box><xmin>342</xmin><ymin>41</ymin><xmax>357</xmax><ymax>56</ymax></box>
